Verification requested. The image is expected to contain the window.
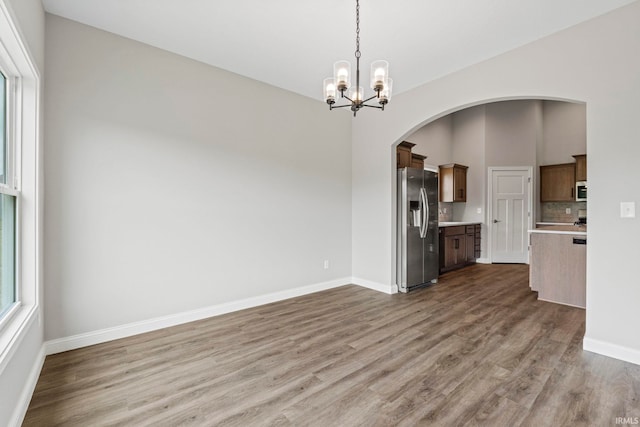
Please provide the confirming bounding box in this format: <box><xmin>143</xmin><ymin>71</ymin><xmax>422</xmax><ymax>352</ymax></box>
<box><xmin>0</xmin><ymin>69</ymin><xmax>17</xmax><ymax>323</ymax></box>
<box><xmin>0</xmin><ymin>70</ymin><xmax>5</xmax><ymax>181</ymax></box>
<box><xmin>0</xmin><ymin>0</ymin><xmax>40</xmax><ymax>370</ymax></box>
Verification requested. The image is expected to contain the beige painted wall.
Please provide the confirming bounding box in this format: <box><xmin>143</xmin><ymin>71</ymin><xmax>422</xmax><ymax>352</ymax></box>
<box><xmin>541</xmin><ymin>101</ymin><xmax>587</xmax><ymax>165</ymax></box>
<box><xmin>451</xmin><ymin>105</ymin><xmax>486</xmax><ymax>224</ymax></box>
<box><xmin>44</xmin><ymin>15</ymin><xmax>353</xmax><ymax>340</ymax></box>
<box><xmin>485</xmin><ymin>100</ymin><xmax>541</xmax><ymax>168</ymax></box>
<box><xmin>404</xmin><ymin>114</ymin><xmax>453</xmax><ymax>168</ymax></box>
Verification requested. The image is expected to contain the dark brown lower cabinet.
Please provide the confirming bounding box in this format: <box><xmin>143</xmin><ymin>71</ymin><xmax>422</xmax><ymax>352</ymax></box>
<box><xmin>440</xmin><ymin>224</ymin><xmax>481</xmax><ymax>273</ymax></box>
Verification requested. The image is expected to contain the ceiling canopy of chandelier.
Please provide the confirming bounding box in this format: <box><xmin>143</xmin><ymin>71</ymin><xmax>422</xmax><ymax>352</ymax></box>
<box><xmin>323</xmin><ymin>0</ymin><xmax>392</xmax><ymax>117</ymax></box>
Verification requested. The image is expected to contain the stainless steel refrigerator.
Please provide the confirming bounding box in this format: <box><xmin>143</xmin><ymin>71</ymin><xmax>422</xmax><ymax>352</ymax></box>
<box><xmin>397</xmin><ymin>168</ymin><xmax>439</xmax><ymax>292</ymax></box>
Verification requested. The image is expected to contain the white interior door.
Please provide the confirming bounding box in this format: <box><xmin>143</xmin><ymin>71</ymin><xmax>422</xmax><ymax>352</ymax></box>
<box><xmin>490</xmin><ymin>168</ymin><xmax>532</xmax><ymax>263</ymax></box>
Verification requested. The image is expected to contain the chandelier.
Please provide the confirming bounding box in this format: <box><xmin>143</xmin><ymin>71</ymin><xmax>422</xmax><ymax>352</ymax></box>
<box><xmin>323</xmin><ymin>0</ymin><xmax>392</xmax><ymax>116</ymax></box>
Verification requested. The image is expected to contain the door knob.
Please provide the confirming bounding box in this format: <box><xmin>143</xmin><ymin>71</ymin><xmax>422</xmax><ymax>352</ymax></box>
<box><xmin>493</xmin><ymin>219</ymin><xmax>501</xmax><ymax>223</ymax></box>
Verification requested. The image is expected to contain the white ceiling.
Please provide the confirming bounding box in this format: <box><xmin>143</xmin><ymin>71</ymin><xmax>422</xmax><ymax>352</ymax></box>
<box><xmin>41</xmin><ymin>0</ymin><xmax>636</xmax><ymax>102</ymax></box>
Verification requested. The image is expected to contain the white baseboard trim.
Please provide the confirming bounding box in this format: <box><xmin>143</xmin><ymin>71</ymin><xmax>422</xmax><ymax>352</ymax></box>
<box><xmin>10</xmin><ymin>345</ymin><xmax>45</xmax><ymax>427</ymax></box>
<box><xmin>352</xmin><ymin>277</ymin><xmax>397</xmax><ymax>294</ymax></box>
<box><xmin>476</xmin><ymin>258</ymin><xmax>491</xmax><ymax>264</ymax></box>
<box><xmin>45</xmin><ymin>277</ymin><xmax>352</xmax><ymax>355</ymax></box>
<box><xmin>583</xmin><ymin>337</ymin><xmax>640</xmax><ymax>366</ymax></box>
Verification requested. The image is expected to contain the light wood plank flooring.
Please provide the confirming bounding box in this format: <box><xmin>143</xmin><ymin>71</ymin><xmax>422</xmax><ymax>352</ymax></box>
<box><xmin>23</xmin><ymin>264</ymin><xmax>640</xmax><ymax>426</ymax></box>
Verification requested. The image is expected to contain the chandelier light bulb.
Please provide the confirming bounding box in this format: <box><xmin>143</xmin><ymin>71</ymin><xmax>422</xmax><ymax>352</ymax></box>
<box><xmin>379</xmin><ymin>77</ymin><xmax>393</xmax><ymax>105</ymax></box>
<box><xmin>323</xmin><ymin>78</ymin><xmax>336</xmax><ymax>104</ymax></box>
<box><xmin>370</xmin><ymin>60</ymin><xmax>389</xmax><ymax>92</ymax></box>
<box><xmin>350</xmin><ymin>86</ymin><xmax>363</xmax><ymax>103</ymax></box>
<box><xmin>334</xmin><ymin>61</ymin><xmax>351</xmax><ymax>93</ymax></box>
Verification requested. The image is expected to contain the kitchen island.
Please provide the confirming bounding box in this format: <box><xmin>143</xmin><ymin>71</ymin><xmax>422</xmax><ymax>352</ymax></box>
<box><xmin>528</xmin><ymin>224</ymin><xmax>586</xmax><ymax>308</ymax></box>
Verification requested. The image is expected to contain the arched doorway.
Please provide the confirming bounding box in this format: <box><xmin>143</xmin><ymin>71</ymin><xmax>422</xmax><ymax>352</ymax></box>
<box><xmin>394</xmin><ymin>99</ymin><xmax>586</xmax><ymax>299</ymax></box>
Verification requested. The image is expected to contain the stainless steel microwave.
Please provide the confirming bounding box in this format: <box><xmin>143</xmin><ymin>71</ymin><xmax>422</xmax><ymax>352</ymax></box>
<box><xmin>576</xmin><ymin>181</ymin><xmax>587</xmax><ymax>201</ymax></box>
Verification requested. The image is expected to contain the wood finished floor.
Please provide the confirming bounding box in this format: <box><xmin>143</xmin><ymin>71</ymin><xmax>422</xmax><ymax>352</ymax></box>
<box><xmin>24</xmin><ymin>264</ymin><xmax>640</xmax><ymax>426</ymax></box>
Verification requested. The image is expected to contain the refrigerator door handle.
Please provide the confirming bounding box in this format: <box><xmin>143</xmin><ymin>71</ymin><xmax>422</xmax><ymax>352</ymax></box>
<box><xmin>424</xmin><ymin>186</ymin><xmax>430</xmax><ymax>239</ymax></box>
<box><xmin>420</xmin><ymin>187</ymin><xmax>428</xmax><ymax>239</ymax></box>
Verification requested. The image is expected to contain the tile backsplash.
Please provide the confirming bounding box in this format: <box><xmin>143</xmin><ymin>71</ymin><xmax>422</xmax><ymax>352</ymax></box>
<box><xmin>541</xmin><ymin>202</ymin><xmax>587</xmax><ymax>223</ymax></box>
<box><xmin>439</xmin><ymin>202</ymin><xmax>453</xmax><ymax>222</ymax></box>
<box><xmin>439</xmin><ymin>201</ymin><xmax>586</xmax><ymax>224</ymax></box>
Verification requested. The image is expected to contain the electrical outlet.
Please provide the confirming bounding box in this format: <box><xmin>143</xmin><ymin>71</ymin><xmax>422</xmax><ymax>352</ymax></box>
<box><xmin>476</xmin><ymin>208</ymin><xmax>482</xmax><ymax>214</ymax></box>
<box><xmin>565</xmin><ymin>208</ymin><xmax>572</xmax><ymax>214</ymax></box>
<box><xmin>621</xmin><ymin>202</ymin><xmax>636</xmax><ymax>218</ymax></box>
<box><xmin>323</xmin><ymin>260</ymin><xmax>329</xmax><ymax>269</ymax></box>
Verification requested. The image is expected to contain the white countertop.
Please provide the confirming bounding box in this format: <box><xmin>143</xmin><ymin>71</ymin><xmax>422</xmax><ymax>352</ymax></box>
<box><xmin>439</xmin><ymin>221</ymin><xmax>482</xmax><ymax>227</ymax></box>
<box><xmin>529</xmin><ymin>224</ymin><xmax>587</xmax><ymax>236</ymax></box>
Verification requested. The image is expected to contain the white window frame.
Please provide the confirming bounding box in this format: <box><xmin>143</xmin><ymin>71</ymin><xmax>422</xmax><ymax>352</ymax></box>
<box><xmin>0</xmin><ymin>0</ymin><xmax>42</xmax><ymax>375</ymax></box>
<box><xmin>0</xmin><ymin>68</ymin><xmax>20</xmax><ymax>331</ymax></box>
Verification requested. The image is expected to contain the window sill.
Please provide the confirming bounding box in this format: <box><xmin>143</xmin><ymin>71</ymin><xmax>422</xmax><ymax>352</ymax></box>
<box><xmin>0</xmin><ymin>303</ymin><xmax>38</xmax><ymax>376</ymax></box>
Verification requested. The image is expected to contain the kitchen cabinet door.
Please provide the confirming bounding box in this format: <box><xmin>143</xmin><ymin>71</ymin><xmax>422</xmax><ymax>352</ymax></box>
<box><xmin>439</xmin><ymin>163</ymin><xmax>468</xmax><ymax>202</ymax></box>
<box><xmin>573</xmin><ymin>154</ymin><xmax>587</xmax><ymax>182</ymax></box>
<box><xmin>540</xmin><ymin>163</ymin><xmax>576</xmax><ymax>202</ymax></box>
<box><xmin>443</xmin><ymin>235</ymin><xmax>465</xmax><ymax>269</ymax></box>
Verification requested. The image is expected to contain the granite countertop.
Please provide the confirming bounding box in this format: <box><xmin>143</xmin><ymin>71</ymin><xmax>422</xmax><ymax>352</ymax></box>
<box><xmin>439</xmin><ymin>221</ymin><xmax>482</xmax><ymax>227</ymax></box>
<box><xmin>529</xmin><ymin>224</ymin><xmax>587</xmax><ymax>235</ymax></box>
